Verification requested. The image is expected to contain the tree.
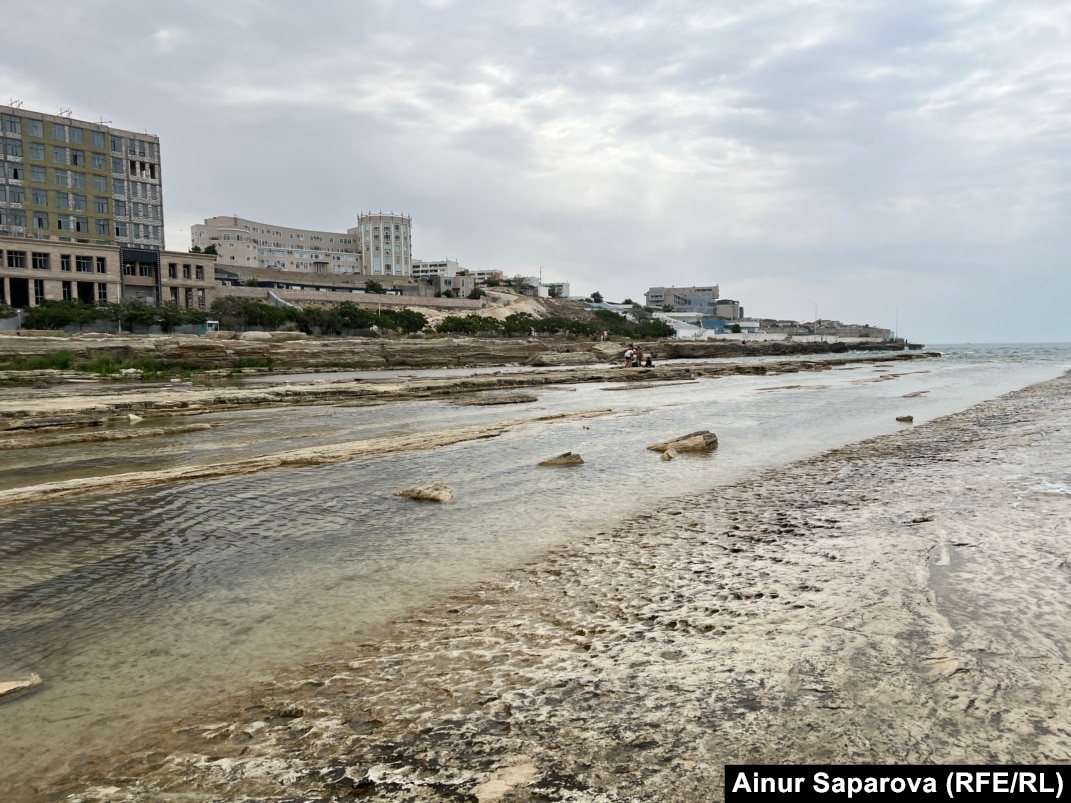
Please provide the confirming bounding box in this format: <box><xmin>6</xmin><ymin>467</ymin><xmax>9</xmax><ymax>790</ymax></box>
<box><xmin>364</xmin><ymin>280</ymin><xmax>386</xmax><ymax>294</ymax></box>
<box><xmin>203</xmin><ymin>244</ymin><xmax>218</xmax><ymax>255</ymax></box>
<box><xmin>590</xmin><ymin>291</ymin><xmax>604</xmax><ymax>304</ymax></box>
<box><xmin>662</xmin><ymin>304</ymin><xmax>674</xmax><ymax>312</ymax></box>
<box><xmin>467</xmin><ymin>287</ymin><xmax>486</xmax><ymax>300</ymax></box>
<box><xmin>244</xmin><ymin>278</ymin><xmax>259</xmax><ymax>287</ymax></box>
<box><xmin>730</xmin><ymin>323</ymin><xmax>742</xmax><ymax>334</ymax></box>
<box><xmin>190</xmin><ymin>245</ymin><xmax>202</xmax><ymax>253</ymax></box>
<box><xmin>622</xmin><ymin>298</ymin><xmax>634</xmax><ymax>305</ymax></box>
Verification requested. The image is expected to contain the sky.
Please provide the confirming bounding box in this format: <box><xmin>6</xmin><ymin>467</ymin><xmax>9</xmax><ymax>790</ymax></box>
<box><xmin>3</xmin><ymin>0</ymin><xmax>1069</xmax><ymax>342</ymax></box>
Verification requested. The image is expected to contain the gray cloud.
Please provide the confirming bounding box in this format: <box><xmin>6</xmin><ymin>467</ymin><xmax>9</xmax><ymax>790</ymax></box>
<box><xmin>4</xmin><ymin>0</ymin><xmax>1069</xmax><ymax>341</ymax></box>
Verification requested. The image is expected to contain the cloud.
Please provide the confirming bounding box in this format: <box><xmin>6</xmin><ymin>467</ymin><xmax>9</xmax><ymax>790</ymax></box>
<box><xmin>3</xmin><ymin>0</ymin><xmax>1069</xmax><ymax>341</ymax></box>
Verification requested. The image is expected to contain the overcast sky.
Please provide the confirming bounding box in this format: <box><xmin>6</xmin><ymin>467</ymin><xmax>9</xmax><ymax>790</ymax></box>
<box><xmin>4</xmin><ymin>0</ymin><xmax>1069</xmax><ymax>342</ymax></box>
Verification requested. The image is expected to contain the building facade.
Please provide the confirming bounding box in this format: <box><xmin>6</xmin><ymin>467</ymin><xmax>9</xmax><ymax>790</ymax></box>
<box><xmin>644</xmin><ymin>285</ymin><xmax>720</xmax><ymax>313</ymax></box>
<box><xmin>350</xmin><ymin>212</ymin><xmax>412</xmax><ymax>277</ymax></box>
<box><xmin>1</xmin><ymin>105</ymin><xmax>164</xmax><ymax>251</ymax></box>
<box><xmin>191</xmin><ymin>216</ymin><xmax>361</xmax><ymax>274</ymax></box>
<box><xmin>0</xmin><ymin>235</ymin><xmax>214</xmax><ymax>311</ymax></box>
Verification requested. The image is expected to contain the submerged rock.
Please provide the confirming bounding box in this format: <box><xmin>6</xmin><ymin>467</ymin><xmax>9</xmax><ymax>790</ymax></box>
<box><xmin>647</xmin><ymin>430</ymin><xmax>719</xmax><ymax>453</ymax></box>
<box><xmin>453</xmin><ymin>393</ymin><xmax>538</xmax><ymax>406</ymax></box>
<box><xmin>660</xmin><ymin>448</ymin><xmax>678</xmax><ymax>461</ymax></box>
<box><xmin>897</xmin><ymin>415</ymin><xmax>914</xmax><ymax>423</ymax></box>
<box><xmin>394</xmin><ymin>482</ymin><xmax>453</xmax><ymax>502</ymax></box>
<box><xmin>0</xmin><ymin>673</ymin><xmax>42</xmax><ymax>699</ymax></box>
<box><xmin>538</xmin><ymin>452</ymin><xmax>584</xmax><ymax>467</ymax></box>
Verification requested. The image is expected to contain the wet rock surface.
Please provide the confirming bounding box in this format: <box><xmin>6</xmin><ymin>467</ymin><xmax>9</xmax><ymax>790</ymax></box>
<box><xmin>394</xmin><ymin>482</ymin><xmax>454</xmax><ymax>503</ymax></box>
<box><xmin>537</xmin><ymin>452</ymin><xmax>585</xmax><ymax>467</ymax></box>
<box><xmin>44</xmin><ymin>372</ymin><xmax>1071</xmax><ymax>803</ymax></box>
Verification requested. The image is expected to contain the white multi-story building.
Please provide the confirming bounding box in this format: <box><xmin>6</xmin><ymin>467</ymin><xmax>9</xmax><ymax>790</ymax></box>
<box><xmin>191</xmin><ymin>216</ymin><xmax>361</xmax><ymax>274</ymax></box>
<box><xmin>350</xmin><ymin>212</ymin><xmax>412</xmax><ymax>277</ymax></box>
<box><xmin>411</xmin><ymin>258</ymin><xmax>460</xmax><ymax>279</ymax></box>
<box><xmin>644</xmin><ymin>285</ymin><xmax>721</xmax><ymax>312</ymax></box>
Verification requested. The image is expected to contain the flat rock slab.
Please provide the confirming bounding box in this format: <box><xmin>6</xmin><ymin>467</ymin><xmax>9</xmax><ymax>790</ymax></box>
<box><xmin>452</xmin><ymin>394</ymin><xmax>539</xmax><ymax>406</ymax></box>
<box><xmin>394</xmin><ymin>482</ymin><xmax>453</xmax><ymax>502</ymax></box>
<box><xmin>538</xmin><ymin>452</ymin><xmax>584</xmax><ymax>467</ymax></box>
<box><xmin>0</xmin><ymin>673</ymin><xmax>42</xmax><ymax>699</ymax></box>
<box><xmin>647</xmin><ymin>430</ymin><xmax>719</xmax><ymax>452</ymax></box>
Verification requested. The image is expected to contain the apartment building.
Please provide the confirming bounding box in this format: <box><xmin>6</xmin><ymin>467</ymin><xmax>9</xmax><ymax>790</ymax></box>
<box><xmin>0</xmin><ymin>235</ymin><xmax>214</xmax><ymax>310</ymax></box>
<box><xmin>351</xmin><ymin>212</ymin><xmax>412</xmax><ymax>277</ymax></box>
<box><xmin>644</xmin><ymin>285</ymin><xmax>721</xmax><ymax>313</ymax></box>
<box><xmin>192</xmin><ymin>216</ymin><xmax>361</xmax><ymax>274</ymax></box>
<box><xmin>0</xmin><ymin>105</ymin><xmax>164</xmax><ymax>251</ymax></box>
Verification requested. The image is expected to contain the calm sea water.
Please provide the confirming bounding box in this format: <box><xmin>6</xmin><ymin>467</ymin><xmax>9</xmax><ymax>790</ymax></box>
<box><xmin>0</xmin><ymin>343</ymin><xmax>1069</xmax><ymax>790</ymax></box>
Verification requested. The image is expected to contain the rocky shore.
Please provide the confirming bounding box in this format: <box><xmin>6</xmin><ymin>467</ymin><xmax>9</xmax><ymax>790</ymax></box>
<box><xmin>0</xmin><ymin>345</ymin><xmax>936</xmax><ymax>436</ymax></box>
<box><xmin>0</xmin><ymin>332</ymin><xmax>915</xmax><ymax>372</ymax></box>
<box><xmin>37</xmin><ymin>370</ymin><xmax>1070</xmax><ymax>803</ymax></box>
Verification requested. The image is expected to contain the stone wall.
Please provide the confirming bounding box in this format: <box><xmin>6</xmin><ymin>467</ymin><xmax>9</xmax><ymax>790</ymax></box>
<box><xmin>210</xmin><ymin>286</ymin><xmax>485</xmax><ymax>311</ymax></box>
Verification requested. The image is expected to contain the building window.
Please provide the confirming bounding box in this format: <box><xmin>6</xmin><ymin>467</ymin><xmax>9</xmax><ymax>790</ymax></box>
<box><xmin>97</xmin><ymin>283</ymin><xmax>108</xmax><ymax>302</ymax></box>
<box><xmin>74</xmin><ymin>216</ymin><xmax>88</xmax><ymax>233</ymax></box>
<box><xmin>91</xmin><ymin>130</ymin><xmax>104</xmax><ymax>147</ymax></box>
<box><xmin>56</xmin><ymin>191</ymin><xmax>70</xmax><ymax>209</ymax></box>
<box><xmin>32</xmin><ymin>252</ymin><xmax>50</xmax><ymax>270</ymax></box>
<box><xmin>197</xmin><ymin>288</ymin><xmax>206</xmax><ymax>310</ymax></box>
<box><xmin>3</xmin><ymin>162</ymin><xmax>22</xmax><ymax>180</ymax></box>
<box><xmin>60</xmin><ymin>255</ymin><xmax>71</xmax><ymax>271</ymax></box>
<box><xmin>95</xmin><ymin>218</ymin><xmax>108</xmax><ymax>235</ymax></box>
<box><xmin>55</xmin><ymin>169</ymin><xmax>69</xmax><ymax>186</ymax></box>
<box><xmin>94</xmin><ymin>197</ymin><xmax>108</xmax><ymax>213</ymax></box>
<box><xmin>113</xmin><ymin>179</ymin><xmax>124</xmax><ymax>195</ymax></box>
<box><xmin>96</xmin><ymin>257</ymin><xmax>107</xmax><ymax>274</ymax></box>
<box><xmin>7</xmin><ymin>250</ymin><xmax>26</xmax><ymax>268</ymax></box>
<box><xmin>62</xmin><ymin>281</ymin><xmax>73</xmax><ymax>301</ymax></box>
<box><xmin>139</xmin><ymin>264</ymin><xmax>154</xmax><ymax>278</ymax></box>
<box><xmin>71</xmin><ymin>149</ymin><xmax>85</xmax><ymax>166</ymax></box>
<box><xmin>72</xmin><ymin>172</ymin><xmax>86</xmax><ymax>188</ymax></box>
<box><xmin>69</xmin><ymin>127</ymin><xmax>83</xmax><ymax>145</ymax></box>
<box><xmin>115</xmin><ymin>221</ymin><xmax>127</xmax><ymax>238</ymax></box>
<box><xmin>29</xmin><ymin>142</ymin><xmax>45</xmax><ymax>160</ymax></box>
<box><xmin>73</xmin><ymin>194</ymin><xmax>87</xmax><ymax>211</ymax></box>
<box><xmin>5</xmin><ymin>139</ymin><xmax>22</xmax><ymax>157</ymax></box>
<box><xmin>76</xmin><ymin>256</ymin><xmax>92</xmax><ymax>272</ymax></box>
<box><xmin>182</xmin><ymin>264</ymin><xmax>191</xmax><ymax>279</ymax></box>
<box><xmin>32</xmin><ymin>212</ymin><xmax>48</xmax><ymax>229</ymax></box>
<box><xmin>34</xmin><ymin>279</ymin><xmax>46</xmax><ymax>305</ymax></box>
<box><xmin>32</xmin><ymin>189</ymin><xmax>48</xmax><ymax>205</ymax></box>
<box><xmin>112</xmin><ymin>156</ymin><xmax>123</xmax><ymax>174</ymax></box>
<box><xmin>53</xmin><ymin>146</ymin><xmax>68</xmax><ymax>163</ymax></box>
<box><xmin>111</xmin><ymin>135</ymin><xmax>122</xmax><ymax>152</ymax></box>
<box><xmin>195</xmin><ymin>266</ymin><xmax>204</xmax><ymax>280</ymax></box>
<box><xmin>29</xmin><ymin>119</ymin><xmax>43</xmax><ymax>137</ymax></box>
<box><xmin>53</xmin><ymin>123</ymin><xmax>66</xmax><ymax>140</ymax></box>
<box><xmin>93</xmin><ymin>175</ymin><xmax>107</xmax><ymax>192</ymax></box>
<box><xmin>30</xmin><ymin>165</ymin><xmax>46</xmax><ymax>182</ymax></box>
<box><xmin>115</xmin><ymin>200</ymin><xmax>127</xmax><ymax>216</ymax></box>
<box><xmin>91</xmin><ymin>152</ymin><xmax>106</xmax><ymax>169</ymax></box>
<box><xmin>8</xmin><ymin>186</ymin><xmax>24</xmax><ymax>204</ymax></box>
<box><xmin>122</xmin><ymin>262</ymin><xmax>135</xmax><ymax>276</ymax></box>
<box><xmin>168</xmin><ymin>263</ymin><xmax>177</xmax><ymax>279</ymax></box>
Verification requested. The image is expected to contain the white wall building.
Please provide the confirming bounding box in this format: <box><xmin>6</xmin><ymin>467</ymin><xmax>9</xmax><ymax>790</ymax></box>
<box><xmin>349</xmin><ymin>212</ymin><xmax>412</xmax><ymax>277</ymax></box>
<box><xmin>191</xmin><ymin>216</ymin><xmax>360</xmax><ymax>274</ymax></box>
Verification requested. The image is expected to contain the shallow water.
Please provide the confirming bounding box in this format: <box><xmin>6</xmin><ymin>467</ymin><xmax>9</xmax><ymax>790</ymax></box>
<box><xmin>0</xmin><ymin>344</ymin><xmax>1069</xmax><ymax>790</ymax></box>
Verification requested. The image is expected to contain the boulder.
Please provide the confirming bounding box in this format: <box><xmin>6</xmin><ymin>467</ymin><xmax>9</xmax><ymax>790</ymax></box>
<box><xmin>239</xmin><ymin>331</ymin><xmax>273</xmax><ymax>341</ymax></box>
<box><xmin>660</xmin><ymin>448</ymin><xmax>678</xmax><ymax>462</ymax></box>
<box><xmin>896</xmin><ymin>415</ymin><xmax>914</xmax><ymax>423</ymax></box>
<box><xmin>647</xmin><ymin>430</ymin><xmax>719</xmax><ymax>453</ymax></box>
<box><xmin>538</xmin><ymin>452</ymin><xmax>584</xmax><ymax>467</ymax></box>
<box><xmin>394</xmin><ymin>482</ymin><xmax>453</xmax><ymax>502</ymax></box>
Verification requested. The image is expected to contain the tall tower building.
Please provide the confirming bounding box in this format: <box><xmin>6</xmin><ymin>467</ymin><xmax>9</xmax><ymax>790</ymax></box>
<box><xmin>0</xmin><ymin>105</ymin><xmax>165</xmax><ymax>251</ymax></box>
<box><xmin>349</xmin><ymin>212</ymin><xmax>412</xmax><ymax>277</ymax></box>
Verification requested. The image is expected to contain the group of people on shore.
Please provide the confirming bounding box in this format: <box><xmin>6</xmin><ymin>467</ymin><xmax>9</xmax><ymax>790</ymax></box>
<box><xmin>623</xmin><ymin>343</ymin><xmax>653</xmax><ymax>368</ymax></box>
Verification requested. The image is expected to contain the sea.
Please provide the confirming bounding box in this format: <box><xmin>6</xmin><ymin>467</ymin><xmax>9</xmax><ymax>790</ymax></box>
<box><xmin>0</xmin><ymin>342</ymin><xmax>1069</xmax><ymax>792</ymax></box>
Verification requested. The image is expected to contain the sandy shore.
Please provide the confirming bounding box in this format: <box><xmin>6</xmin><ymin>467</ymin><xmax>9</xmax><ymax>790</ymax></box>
<box><xmin>23</xmin><ymin>370</ymin><xmax>1071</xmax><ymax>802</ymax></box>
